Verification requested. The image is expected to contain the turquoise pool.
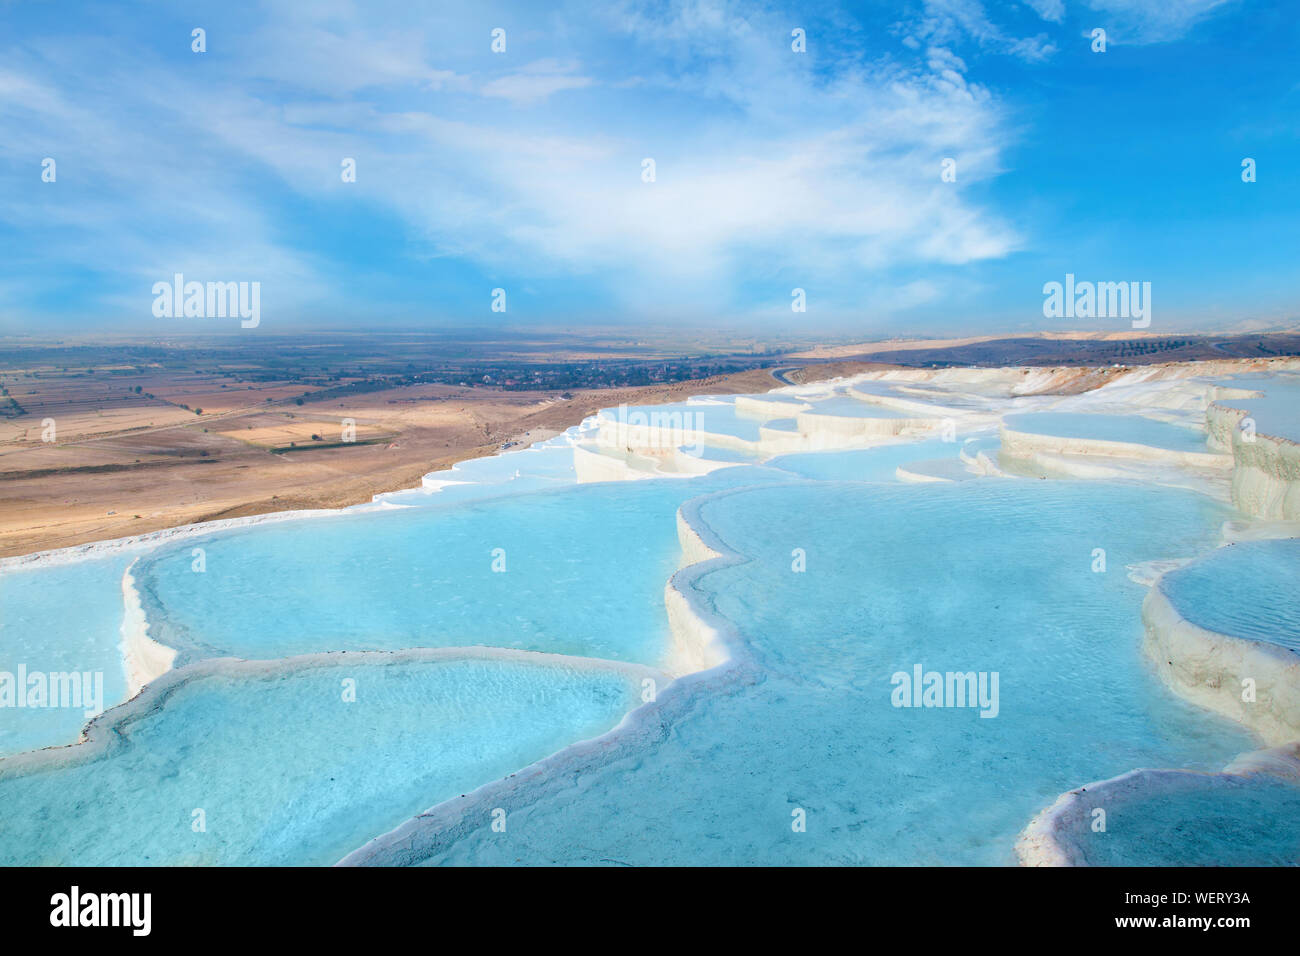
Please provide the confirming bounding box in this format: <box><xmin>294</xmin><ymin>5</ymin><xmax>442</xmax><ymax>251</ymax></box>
<box><xmin>1004</xmin><ymin>412</ymin><xmax>1208</xmax><ymax>452</ymax></box>
<box><xmin>1161</xmin><ymin>539</ymin><xmax>1300</xmax><ymax>650</ymax></box>
<box><xmin>404</xmin><ymin>480</ymin><xmax>1256</xmax><ymax>865</ymax></box>
<box><xmin>0</xmin><ymin>654</ymin><xmax>642</xmax><ymax>865</ymax></box>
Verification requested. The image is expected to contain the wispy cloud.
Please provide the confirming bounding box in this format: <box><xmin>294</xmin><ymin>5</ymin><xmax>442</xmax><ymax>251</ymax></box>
<box><xmin>1082</xmin><ymin>0</ymin><xmax>1238</xmax><ymax>44</ymax></box>
<box><xmin>0</xmin><ymin>0</ymin><xmax>1021</xmax><ymax>325</ymax></box>
<box><xmin>0</xmin><ymin>0</ymin><xmax>1279</xmax><ymax>332</ymax></box>
<box><xmin>1025</xmin><ymin>0</ymin><xmax>1066</xmax><ymax>23</ymax></box>
<box><xmin>480</xmin><ymin>60</ymin><xmax>594</xmax><ymax>104</ymax></box>
<box><xmin>901</xmin><ymin>0</ymin><xmax>1058</xmax><ymax>62</ymax></box>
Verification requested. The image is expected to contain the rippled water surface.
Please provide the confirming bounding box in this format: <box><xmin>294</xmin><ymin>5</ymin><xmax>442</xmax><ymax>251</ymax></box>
<box><xmin>1163</xmin><ymin>539</ymin><xmax>1300</xmax><ymax>649</ymax></box>
<box><xmin>0</xmin><ymin>656</ymin><xmax>639</xmax><ymax>865</ymax></box>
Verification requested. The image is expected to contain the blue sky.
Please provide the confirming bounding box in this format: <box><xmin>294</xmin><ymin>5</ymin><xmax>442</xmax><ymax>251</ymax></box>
<box><xmin>0</xmin><ymin>0</ymin><xmax>1296</xmax><ymax>336</ymax></box>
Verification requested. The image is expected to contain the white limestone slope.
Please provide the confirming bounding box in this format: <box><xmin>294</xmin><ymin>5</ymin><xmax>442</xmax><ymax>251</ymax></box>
<box><xmin>1019</xmin><ymin>524</ymin><xmax>1300</xmax><ymax>866</ymax></box>
<box><xmin>1142</xmin><ymin>578</ymin><xmax>1300</xmax><ymax>747</ymax></box>
<box><xmin>119</xmin><ymin>560</ymin><xmax>178</xmax><ymax>698</ymax></box>
<box><xmin>1016</xmin><ymin>744</ymin><xmax>1300</xmax><ymax>867</ymax></box>
<box><xmin>1207</xmin><ymin>399</ymin><xmax>1300</xmax><ymax>520</ymax></box>
<box><xmin>998</xmin><ymin>423</ymin><xmax>1230</xmax><ymax>469</ymax></box>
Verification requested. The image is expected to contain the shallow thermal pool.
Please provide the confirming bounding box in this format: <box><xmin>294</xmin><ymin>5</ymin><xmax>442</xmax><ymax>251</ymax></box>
<box><xmin>0</xmin><ymin>556</ymin><xmax>132</xmax><ymax>756</ymax></box>
<box><xmin>1051</xmin><ymin>772</ymin><xmax>1300</xmax><ymax>866</ymax></box>
<box><xmin>1209</xmin><ymin>374</ymin><xmax>1300</xmax><ymax>444</ymax></box>
<box><xmin>597</xmin><ymin>401</ymin><xmax>764</xmax><ymax>441</ymax></box>
<box><xmin>800</xmin><ymin>396</ymin><xmax>910</xmax><ymax>419</ymax></box>
<box><xmin>406</xmin><ymin>479</ymin><xmax>1256</xmax><ymax>866</ymax></box>
<box><xmin>133</xmin><ymin>479</ymin><xmax>709</xmax><ymax>667</ymax></box>
<box><xmin>770</xmin><ymin>437</ymin><xmax>961</xmax><ymax>481</ymax></box>
<box><xmin>1003</xmin><ymin>412</ymin><xmax>1209</xmax><ymax>452</ymax></box>
<box><xmin>0</xmin><ymin>403</ymin><xmax>1284</xmax><ymax>867</ymax></box>
<box><xmin>1160</xmin><ymin>538</ymin><xmax>1300</xmax><ymax>650</ymax></box>
<box><xmin>0</xmin><ymin>654</ymin><xmax>642</xmax><ymax>865</ymax></box>
<box><xmin>131</xmin><ymin>464</ymin><xmax>802</xmax><ymax>669</ymax></box>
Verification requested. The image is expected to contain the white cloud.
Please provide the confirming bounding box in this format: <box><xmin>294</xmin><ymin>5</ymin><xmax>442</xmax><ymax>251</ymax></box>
<box><xmin>906</xmin><ymin>0</ymin><xmax>1058</xmax><ymax>61</ymax></box>
<box><xmin>1083</xmin><ymin>0</ymin><xmax>1237</xmax><ymax>43</ymax></box>
<box><xmin>1024</xmin><ymin>0</ymin><xmax>1066</xmax><ymax>23</ymax></box>
<box><xmin>480</xmin><ymin>60</ymin><xmax>594</xmax><ymax>105</ymax></box>
<box><xmin>0</xmin><ymin>0</ymin><xmax>1023</xmax><ymax>323</ymax></box>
